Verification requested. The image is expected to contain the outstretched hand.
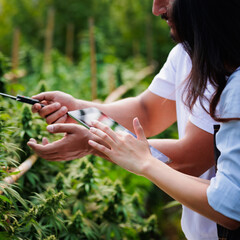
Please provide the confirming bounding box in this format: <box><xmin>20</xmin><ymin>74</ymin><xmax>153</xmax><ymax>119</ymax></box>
<box><xmin>27</xmin><ymin>123</ymin><xmax>95</xmax><ymax>161</ymax></box>
<box><xmin>88</xmin><ymin>118</ymin><xmax>153</xmax><ymax>175</ymax></box>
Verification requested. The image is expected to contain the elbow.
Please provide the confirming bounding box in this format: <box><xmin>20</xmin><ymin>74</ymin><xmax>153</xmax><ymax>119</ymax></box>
<box><xmin>219</xmin><ymin>219</ymin><xmax>240</xmax><ymax>231</ymax></box>
<box><xmin>227</xmin><ymin>221</ymin><xmax>240</xmax><ymax>231</ymax></box>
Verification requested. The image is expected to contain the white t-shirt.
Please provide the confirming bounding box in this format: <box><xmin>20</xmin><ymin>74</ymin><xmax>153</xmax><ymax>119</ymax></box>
<box><xmin>148</xmin><ymin>44</ymin><xmax>218</xmax><ymax>240</ymax></box>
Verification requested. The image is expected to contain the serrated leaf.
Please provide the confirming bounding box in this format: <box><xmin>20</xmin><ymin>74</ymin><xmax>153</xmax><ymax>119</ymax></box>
<box><xmin>0</xmin><ymin>194</ymin><xmax>12</xmax><ymax>204</ymax></box>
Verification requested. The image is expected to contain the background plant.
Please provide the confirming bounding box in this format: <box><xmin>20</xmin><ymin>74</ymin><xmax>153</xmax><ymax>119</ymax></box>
<box><xmin>0</xmin><ymin>1</ymin><xmax>184</xmax><ymax>239</ymax></box>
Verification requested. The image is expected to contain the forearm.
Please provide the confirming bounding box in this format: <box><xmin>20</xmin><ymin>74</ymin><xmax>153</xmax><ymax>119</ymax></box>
<box><xmin>88</xmin><ymin>115</ymin><xmax>240</xmax><ymax>230</ymax></box>
<box><xmin>143</xmin><ymin>157</ymin><xmax>240</xmax><ymax>230</ymax></box>
<box><xmin>148</xmin><ymin>138</ymin><xmax>213</xmax><ymax>176</ymax></box>
<box><xmin>75</xmin><ymin>96</ymin><xmax>144</xmax><ymax>132</ymax></box>
<box><xmin>148</xmin><ymin>122</ymin><xmax>215</xmax><ymax>176</ymax></box>
<box><xmin>76</xmin><ymin>90</ymin><xmax>176</xmax><ymax>137</ymax></box>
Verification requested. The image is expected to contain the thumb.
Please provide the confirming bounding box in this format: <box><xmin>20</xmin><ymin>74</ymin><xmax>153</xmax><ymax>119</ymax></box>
<box><xmin>32</xmin><ymin>92</ymin><xmax>54</xmax><ymax>101</ymax></box>
<box><xmin>47</xmin><ymin>123</ymin><xmax>77</xmax><ymax>134</ymax></box>
<box><xmin>133</xmin><ymin>117</ymin><xmax>146</xmax><ymax>141</ymax></box>
<box><xmin>42</xmin><ymin>137</ymin><xmax>49</xmax><ymax>145</ymax></box>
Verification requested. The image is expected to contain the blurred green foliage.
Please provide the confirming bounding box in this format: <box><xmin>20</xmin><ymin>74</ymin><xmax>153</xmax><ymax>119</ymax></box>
<box><xmin>0</xmin><ymin>1</ymin><xmax>185</xmax><ymax>239</ymax></box>
<box><xmin>0</xmin><ymin>0</ymin><xmax>174</xmax><ymax>65</ymax></box>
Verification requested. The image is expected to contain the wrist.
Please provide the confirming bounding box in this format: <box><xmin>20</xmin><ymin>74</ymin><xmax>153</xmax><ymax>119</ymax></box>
<box><xmin>73</xmin><ymin>98</ymin><xmax>83</xmax><ymax>110</ymax></box>
<box><xmin>74</xmin><ymin>99</ymin><xmax>94</xmax><ymax>110</ymax></box>
<box><xmin>139</xmin><ymin>155</ymin><xmax>158</xmax><ymax>177</ymax></box>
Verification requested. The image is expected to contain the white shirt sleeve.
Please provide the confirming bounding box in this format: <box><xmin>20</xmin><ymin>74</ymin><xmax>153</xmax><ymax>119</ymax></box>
<box><xmin>148</xmin><ymin>45</ymin><xmax>182</xmax><ymax>100</ymax></box>
<box><xmin>189</xmin><ymin>98</ymin><xmax>216</xmax><ymax>134</ymax></box>
<box><xmin>189</xmin><ymin>81</ymin><xmax>217</xmax><ymax>134</ymax></box>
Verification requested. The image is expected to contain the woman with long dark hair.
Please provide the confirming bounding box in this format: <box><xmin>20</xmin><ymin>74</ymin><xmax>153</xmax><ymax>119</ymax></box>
<box><xmin>88</xmin><ymin>0</ymin><xmax>240</xmax><ymax>238</ymax></box>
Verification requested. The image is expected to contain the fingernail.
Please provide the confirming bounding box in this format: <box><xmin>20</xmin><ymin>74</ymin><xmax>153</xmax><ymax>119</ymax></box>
<box><xmin>91</xmin><ymin>120</ymin><xmax>97</xmax><ymax>125</ymax></box>
<box><xmin>133</xmin><ymin>117</ymin><xmax>138</xmax><ymax>122</ymax></box>
<box><xmin>47</xmin><ymin>125</ymin><xmax>54</xmax><ymax>132</ymax></box>
<box><xmin>55</xmin><ymin>102</ymin><xmax>61</xmax><ymax>108</ymax></box>
<box><xmin>88</xmin><ymin>140</ymin><xmax>94</xmax><ymax>145</ymax></box>
<box><xmin>89</xmin><ymin>127</ymin><xmax>95</xmax><ymax>131</ymax></box>
<box><xmin>62</xmin><ymin>106</ymin><xmax>68</xmax><ymax>112</ymax></box>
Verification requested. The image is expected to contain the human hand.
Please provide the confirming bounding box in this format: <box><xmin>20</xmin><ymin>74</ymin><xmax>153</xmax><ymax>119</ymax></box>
<box><xmin>27</xmin><ymin>123</ymin><xmax>96</xmax><ymax>161</ymax></box>
<box><xmin>31</xmin><ymin>91</ymin><xmax>79</xmax><ymax>124</ymax></box>
<box><xmin>152</xmin><ymin>0</ymin><xmax>169</xmax><ymax>16</ymax></box>
<box><xmin>88</xmin><ymin>118</ymin><xmax>153</xmax><ymax>175</ymax></box>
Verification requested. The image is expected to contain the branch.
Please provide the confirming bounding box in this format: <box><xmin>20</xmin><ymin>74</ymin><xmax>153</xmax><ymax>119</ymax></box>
<box><xmin>0</xmin><ymin>155</ymin><xmax>38</xmax><ymax>195</ymax></box>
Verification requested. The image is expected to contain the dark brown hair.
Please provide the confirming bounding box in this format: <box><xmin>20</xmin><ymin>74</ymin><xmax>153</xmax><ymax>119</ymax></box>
<box><xmin>172</xmin><ymin>0</ymin><xmax>240</xmax><ymax>121</ymax></box>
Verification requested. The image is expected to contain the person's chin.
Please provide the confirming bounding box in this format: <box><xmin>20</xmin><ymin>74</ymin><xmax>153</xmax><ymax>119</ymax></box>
<box><xmin>170</xmin><ymin>29</ymin><xmax>177</xmax><ymax>42</ymax></box>
<box><xmin>170</xmin><ymin>29</ymin><xmax>180</xmax><ymax>43</ymax></box>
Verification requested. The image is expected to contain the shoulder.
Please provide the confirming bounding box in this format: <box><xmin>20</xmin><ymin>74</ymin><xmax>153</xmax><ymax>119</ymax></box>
<box><xmin>148</xmin><ymin>44</ymin><xmax>191</xmax><ymax>99</ymax></box>
<box><xmin>162</xmin><ymin>43</ymin><xmax>190</xmax><ymax>75</ymax></box>
<box><xmin>219</xmin><ymin>69</ymin><xmax>240</xmax><ymax>119</ymax></box>
<box><xmin>167</xmin><ymin>44</ymin><xmax>188</xmax><ymax>61</ymax></box>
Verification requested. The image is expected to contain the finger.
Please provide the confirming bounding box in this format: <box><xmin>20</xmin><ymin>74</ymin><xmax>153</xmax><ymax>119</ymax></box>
<box><xmin>42</xmin><ymin>137</ymin><xmax>49</xmax><ymax>145</ymax></box>
<box><xmin>32</xmin><ymin>92</ymin><xmax>55</xmax><ymax>102</ymax></box>
<box><xmin>38</xmin><ymin>150</ymin><xmax>80</xmax><ymax>161</ymax></box>
<box><xmin>88</xmin><ymin>140</ymin><xmax>112</xmax><ymax>156</ymax></box>
<box><xmin>47</xmin><ymin>123</ymin><xmax>81</xmax><ymax>134</ymax></box>
<box><xmin>38</xmin><ymin>102</ymin><xmax>62</xmax><ymax>119</ymax></box>
<box><xmin>27</xmin><ymin>135</ymin><xmax>83</xmax><ymax>161</ymax></box>
<box><xmin>28</xmin><ymin>138</ymin><xmax>37</xmax><ymax>144</ymax></box>
<box><xmin>89</xmin><ymin>127</ymin><xmax>116</xmax><ymax>147</ymax></box>
<box><xmin>45</xmin><ymin>106</ymin><xmax>68</xmax><ymax>124</ymax></box>
<box><xmin>27</xmin><ymin>140</ymin><xmax>67</xmax><ymax>160</ymax></box>
<box><xmin>41</xmin><ymin>154</ymin><xmax>79</xmax><ymax>162</ymax></box>
<box><xmin>27</xmin><ymin>141</ymin><xmax>75</xmax><ymax>162</ymax></box>
<box><xmin>133</xmin><ymin>117</ymin><xmax>146</xmax><ymax>141</ymax></box>
<box><xmin>53</xmin><ymin>114</ymin><xmax>68</xmax><ymax>123</ymax></box>
<box><xmin>32</xmin><ymin>103</ymin><xmax>42</xmax><ymax>113</ymax></box>
<box><xmin>43</xmin><ymin>150</ymin><xmax>82</xmax><ymax>161</ymax></box>
<box><xmin>27</xmin><ymin>141</ymin><xmax>59</xmax><ymax>155</ymax></box>
<box><xmin>91</xmin><ymin>120</ymin><xmax>119</xmax><ymax>142</ymax></box>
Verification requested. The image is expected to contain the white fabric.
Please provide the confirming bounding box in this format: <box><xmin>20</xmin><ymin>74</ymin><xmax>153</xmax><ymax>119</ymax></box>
<box><xmin>148</xmin><ymin>44</ymin><xmax>218</xmax><ymax>240</ymax></box>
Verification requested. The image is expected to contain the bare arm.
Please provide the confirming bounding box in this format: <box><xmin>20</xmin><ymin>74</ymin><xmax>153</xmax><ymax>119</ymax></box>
<box><xmin>143</xmin><ymin>157</ymin><xmax>240</xmax><ymax>230</ymax></box>
<box><xmin>32</xmin><ymin>89</ymin><xmax>176</xmax><ymax>136</ymax></box>
<box><xmin>149</xmin><ymin>121</ymin><xmax>215</xmax><ymax>176</ymax></box>
<box><xmin>88</xmin><ymin>118</ymin><xmax>240</xmax><ymax>230</ymax></box>
<box><xmin>29</xmin><ymin>90</ymin><xmax>176</xmax><ymax>160</ymax></box>
<box><xmin>93</xmin><ymin>89</ymin><xmax>177</xmax><ymax>137</ymax></box>
<box><xmin>30</xmin><ymin>90</ymin><xmax>214</xmax><ymax>178</ymax></box>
